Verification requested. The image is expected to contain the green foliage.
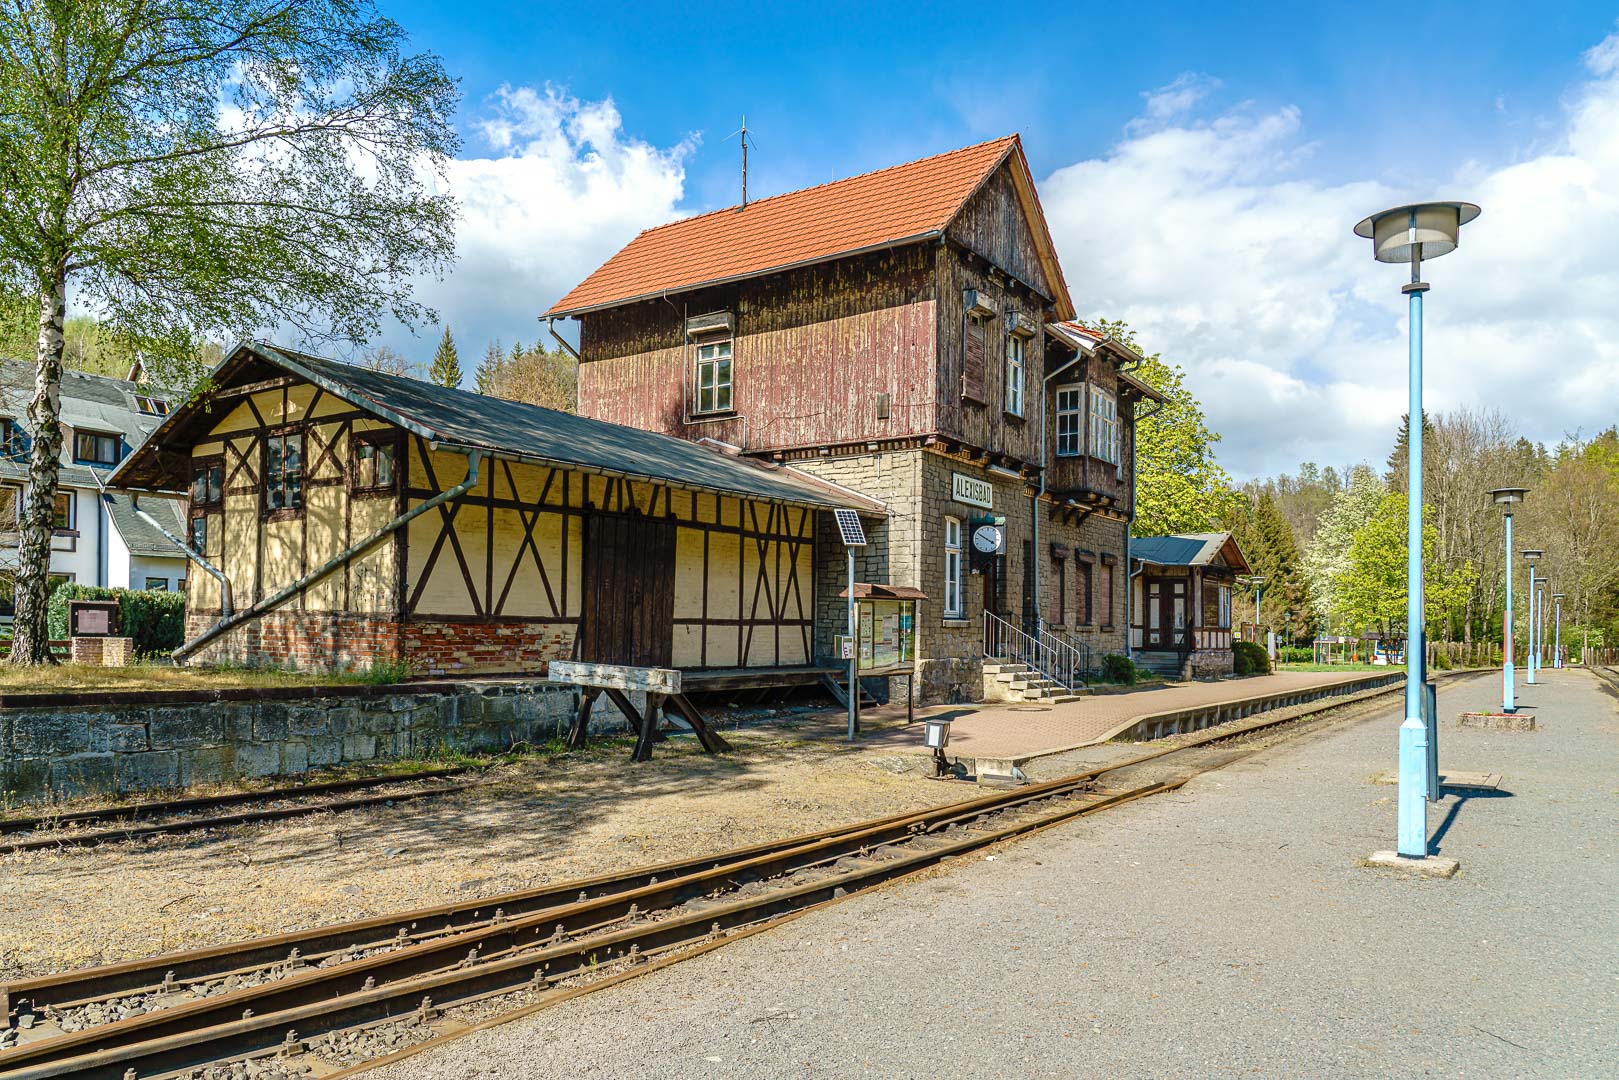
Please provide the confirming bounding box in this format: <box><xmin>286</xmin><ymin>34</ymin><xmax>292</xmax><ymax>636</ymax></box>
<box><xmin>1225</xmin><ymin>490</ymin><xmax>1315</xmax><ymax>636</ymax></box>
<box><xmin>1232</xmin><ymin>640</ymin><xmax>1270</xmax><ymax>676</ymax></box>
<box><xmin>1100</xmin><ymin>653</ymin><xmax>1137</xmax><ymax>685</ymax></box>
<box><xmin>46</xmin><ymin>583</ymin><xmax>185</xmax><ymax>658</ymax></box>
<box><xmin>1336</xmin><ymin>494</ymin><xmax>1477</xmax><ymax>638</ymax></box>
<box><xmin>1277</xmin><ymin>645</ymin><xmax>1313</xmax><ymax>664</ymax></box>
<box><xmin>358</xmin><ymin>657</ymin><xmax>415</xmax><ymax>684</ymax></box>
<box><xmin>1090</xmin><ymin>319</ymin><xmax>1240</xmax><ymax>538</ymax></box>
<box><xmin>1300</xmin><ymin>466</ymin><xmax>1387</xmax><ymax>629</ymax></box>
<box><xmin>429</xmin><ymin>326</ymin><xmax>462</xmax><ymax>388</ymax></box>
<box><xmin>473</xmin><ymin>338</ymin><xmax>578</xmax><ymax>411</ymax></box>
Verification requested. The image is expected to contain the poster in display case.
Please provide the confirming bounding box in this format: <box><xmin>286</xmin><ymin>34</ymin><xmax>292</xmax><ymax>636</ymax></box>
<box><xmin>838</xmin><ymin>583</ymin><xmax>926</xmax><ymax>675</ymax></box>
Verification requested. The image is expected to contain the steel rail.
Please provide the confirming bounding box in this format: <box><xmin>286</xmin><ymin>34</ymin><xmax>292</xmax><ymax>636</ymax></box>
<box><xmin>0</xmin><ymin>768</ymin><xmax>477</xmax><ymax>836</ymax></box>
<box><xmin>0</xmin><ymin>670</ymin><xmax>1488</xmax><ymax>1078</ymax></box>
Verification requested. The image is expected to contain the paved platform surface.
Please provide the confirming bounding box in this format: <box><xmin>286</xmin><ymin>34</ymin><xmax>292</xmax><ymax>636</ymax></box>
<box><xmin>856</xmin><ymin>668</ymin><xmax>1378</xmax><ymax>760</ymax></box>
<box><xmin>374</xmin><ymin>668</ymin><xmax>1617</xmax><ymax>1079</ymax></box>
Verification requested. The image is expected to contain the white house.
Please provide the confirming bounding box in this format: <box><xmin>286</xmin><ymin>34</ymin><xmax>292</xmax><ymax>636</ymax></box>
<box><xmin>0</xmin><ymin>361</ymin><xmax>189</xmax><ymax>605</ymax></box>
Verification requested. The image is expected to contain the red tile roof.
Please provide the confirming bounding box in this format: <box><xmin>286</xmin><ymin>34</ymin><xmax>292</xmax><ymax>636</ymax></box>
<box><xmin>546</xmin><ymin>135</ymin><xmax>1069</xmax><ymax>318</ymax></box>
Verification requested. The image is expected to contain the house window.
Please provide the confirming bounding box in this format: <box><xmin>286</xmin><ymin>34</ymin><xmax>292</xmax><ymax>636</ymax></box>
<box><xmin>944</xmin><ymin>516</ymin><xmax>964</xmax><ymax>618</ymax></box>
<box><xmin>1006</xmin><ymin>334</ymin><xmax>1025</xmax><ymax>417</ymax></box>
<box><xmin>263</xmin><ymin>431</ymin><xmax>304</xmax><ymax>514</ymax></box>
<box><xmin>1076</xmin><ymin>560</ymin><xmax>1093</xmax><ymax>626</ymax></box>
<box><xmin>1089</xmin><ymin>386</ymin><xmax>1119</xmax><ymax>464</ymax></box>
<box><xmin>1099</xmin><ymin>560</ymin><xmax>1115</xmax><ymax>626</ymax></box>
<box><xmin>135</xmin><ymin>395</ymin><xmax>169</xmax><ymax>416</ymax></box>
<box><xmin>74</xmin><ymin>430</ymin><xmax>121</xmax><ymax>466</ymax></box>
<box><xmin>0</xmin><ymin>419</ymin><xmax>26</xmax><ymax>459</ymax></box>
<box><xmin>0</xmin><ymin>486</ymin><xmax>17</xmax><ymax>526</ymax></box>
<box><xmin>191</xmin><ymin>458</ymin><xmax>223</xmax><ymax>509</ymax></box>
<box><xmin>351</xmin><ymin>432</ymin><xmax>398</xmax><ymax>494</ymax></box>
<box><xmin>1055</xmin><ymin>386</ymin><xmax>1082</xmax><ymax>456</ymax></box>
<box><xmin>53</xmin><ymin>490</ymin><xmax>74</xmax><ymax>534</ymax></box>
<box><xmin>695</xmin><ymin>339</ymin><xmax>733</xmax><ymax>414</ymax></box>
<box><xmin>145</xmin><ymin>577</ymin><xmax>169</xmax><ymax>591</ymax></box>
<box><xmin>189</xmin><ymin>513</ymin><xmax>209</xmax><ymax>555</ymax></box>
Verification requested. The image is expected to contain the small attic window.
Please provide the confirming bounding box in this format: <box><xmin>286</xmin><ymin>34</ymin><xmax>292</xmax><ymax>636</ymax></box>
<box><xmin>135</xmin><ymin>395</ymin><xmax>169</xmax><ymax>416</ymax></box>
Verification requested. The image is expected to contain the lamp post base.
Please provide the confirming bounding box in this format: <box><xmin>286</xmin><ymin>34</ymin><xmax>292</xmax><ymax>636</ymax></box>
<box><xmin>1364</xmin><ymin>850</ymin><xmax>1461</xmax><ymax>878</ymax></box>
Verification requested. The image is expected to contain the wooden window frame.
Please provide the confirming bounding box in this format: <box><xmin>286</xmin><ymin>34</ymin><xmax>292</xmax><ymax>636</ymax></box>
<box><xmin>144</xmin><ymin>576</ymin><xmax>169</xmax><ymax>591</ymax></box>
<box><xmin>73</xmin><ymin>429</ymin><xmax>121</xmax><ymax>467</ymax></box>
<box><xmin>52</xmin><ymin>489</ymin><xmax>76</xmax><ymax>536</ymax></box>
<box><xmin>1076</xmin><ymin>557</ymin><xmax>1094</xmax><ymax>627</ymax></box>
<box><xmin>1055</xmin><ymin>384</ymin><xmax>1083</xmax><ymax>457</ymax></box>
<box><xmin>349</xmin><ymin>429</ymin><xmax>402</xmax><ymax>496</ymax></box>
<box><xmin>190</xmin><ymin>455</ymin><xmax>224</xmax><ymax>510</ymax></box>
<box><xmin>1088</xmin><ymin>384</ymin><xmax>1119</xmax><ymax>465</ymax></box>
<box><xmin>1099</xmin><ymin>558</ymin><xmax>1115</xmax><ymax>630</ymax></box>
<box><xmin>943</xmin><ymin>516</ymin><xmax>964</xmax><ymax>618</ymax></box>
<box><xmin>1005</xmin><ymin>333</ymin><xmax>1026</xmax><ymax>418</ymax></box>
<box><xmin>694</xmin><ymin>338</ymin><xmax>734</xmax><ymax>416</ymax></box>
<box><xmin>188</xmin><ymin>512</ymin><xmax>210</xmax><ymax>555</ymax></box>
<box><xmin>0</xmin><ymin>419</ymin><xmax>26</xmax><ymax>460</ymax></box>
<box><xmin>261</xmin><ymin>425</ymin><xmax>306</xmax><ymax>521</ymax></box>
<box><xmin>1052</xmin><ymin>556</ymin><xmax>1067</xmax><ymax>626</ymax></box>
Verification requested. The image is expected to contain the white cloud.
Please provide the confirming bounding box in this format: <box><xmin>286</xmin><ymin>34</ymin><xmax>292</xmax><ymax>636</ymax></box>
<box><xmin>397</xmin><ymin>86</ymin><xmax>696</xmax><ymax>359</ymax></box>
<box><xmin>1042</xmin><ymin>30</ymin><xmax>1619</xmax><ymax>479</ymax></box>
<box><xmin>1136</xmin><ymin>73</ymin><xmax>1222</xmax><ymax>127</ymax></box>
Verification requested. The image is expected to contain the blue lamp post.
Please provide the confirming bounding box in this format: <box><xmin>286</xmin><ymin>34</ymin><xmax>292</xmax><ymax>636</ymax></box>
<box><xmin>1356</xmin><ymin>200</ymin><xmax>1480</xmax><ymax>860</ymax></box>
<box><xmin>1488</xmin><ymin>488</ymin><xmax>1527</xmax><ymax>712</ymax></box>
<box><xmin>1552</xmin><ymin>592</ymin><xmax>1565</xmax><ymax>670</ymax></box>
<box><xmin>1522</xmin><ymin>549</ymin><xmax>1543</xmax><ymax>685</ymax></box>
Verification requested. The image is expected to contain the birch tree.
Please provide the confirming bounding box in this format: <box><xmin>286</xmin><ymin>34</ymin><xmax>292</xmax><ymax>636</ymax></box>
<box><xmin>0</xmin><ymin>0</ymin><xmax>458</xmax><ymax>662</ymax></box>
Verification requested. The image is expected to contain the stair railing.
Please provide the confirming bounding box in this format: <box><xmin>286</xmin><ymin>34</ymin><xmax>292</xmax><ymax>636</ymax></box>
<box><xmin>983</xmin><ymin>611</ymin><xmax>1088</xmax><ymax>692</ymax></box>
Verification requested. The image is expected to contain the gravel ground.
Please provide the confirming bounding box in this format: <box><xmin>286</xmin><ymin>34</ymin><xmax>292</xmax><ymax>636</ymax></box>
<box><xmin>368</xmin><ymin>669</ymin><xmax>1619</xmax><ymax>1079</ymax></box>
<box><xmin>0</xmin><ymin>716</ymin><xmax>956</xmax><ymax>979</ymax></box>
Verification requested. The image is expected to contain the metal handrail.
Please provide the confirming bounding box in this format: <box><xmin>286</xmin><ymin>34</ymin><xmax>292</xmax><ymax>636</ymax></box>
<box><xmin>1040</xmin><ymin>625</ymin><xmax>1097</xmax><ymax>680</ymax></box>
<box><xmin>982</xmin><ymin>611</ymin><xmax>1090</xmax><ymax>692</ymax></box>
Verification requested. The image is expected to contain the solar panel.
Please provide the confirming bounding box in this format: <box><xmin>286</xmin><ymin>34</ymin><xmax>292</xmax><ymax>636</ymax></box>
<box><xmin>834</xmin><ymin>508</ymin><xmax>867</xmax><ymax>547</ymax></box>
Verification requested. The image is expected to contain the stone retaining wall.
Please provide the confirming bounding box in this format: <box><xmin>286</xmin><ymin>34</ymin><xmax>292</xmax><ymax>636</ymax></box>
<box><xmin>0</xmin><ymin>681</ymin><xmax>582</xmax><ymax>805</ymax></box>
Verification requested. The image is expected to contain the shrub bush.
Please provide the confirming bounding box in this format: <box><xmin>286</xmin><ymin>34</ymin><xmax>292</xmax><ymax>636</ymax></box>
<box><xmin>47</xmin><ymin>582</ymin><xmax>186</xmax><ymax>658</ymax></box>
<box><xmin>1232</xmin><ymin>640</ymin><xmax>1270</xmax><ymax>676</ymax></box>
<box><xmin>1100</xmin><ymin>653</ymin><xmax>1137</xmax><ymax>685</ymax></box>
<box><xmin>1278</xmin><ymin>645</ymin><xmax>1313</xmax><ymax>665</ymax></box>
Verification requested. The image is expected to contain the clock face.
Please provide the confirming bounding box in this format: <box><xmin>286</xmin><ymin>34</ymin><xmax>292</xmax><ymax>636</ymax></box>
<box><xmin>972</xmin><ymin>525</ymin><xmax>1003</xmax><ymax>554</ymax></box>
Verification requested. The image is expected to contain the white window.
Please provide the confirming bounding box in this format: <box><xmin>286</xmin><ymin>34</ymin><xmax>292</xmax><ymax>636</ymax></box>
<box><xmin>695</xmin><ymin>339</ymin><xmax>733</xmax><ymax>414</ymax></box>
<box><xmin>944</xmin><ymin>516</ymin><xmax>964</xmax><ymax>618</ymax></box>
<box><xmin>1089</xmin><ymin>385</ymin><xmax>1118</xmax><ymax>464</ymax></box>
<box><xmin>1006</xmin><ymin>335</ymin><xmax>1025</xmax><ymax>417</ymax></box>
<box><xmin>1055</xmin><ymin>386</ymin><xmax>1082</xmax><ymax>456</ymax></box>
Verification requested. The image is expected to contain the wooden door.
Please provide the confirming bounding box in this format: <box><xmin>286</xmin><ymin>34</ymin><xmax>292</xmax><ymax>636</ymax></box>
<box><xmin>1144</xmin><ymin>577</ymin><xmax>1189</xmax><ymax>650</ymax></box>
<box><xmin>579</xmin><ymin>513</ymin><xmax>677</xmax><ymax>667</ymax></box>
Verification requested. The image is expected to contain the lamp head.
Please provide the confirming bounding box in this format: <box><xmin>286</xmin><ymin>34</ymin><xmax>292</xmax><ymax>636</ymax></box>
<box><xmin>1488</xmin><ymin>486</ymin><xmax>1528</xmax><ymax>506</ymax></box>
<box><xmin>1553</xmin><ymin>592</ymin><xmax>1566</xmax><ymax>601</ymax></box>
<box><xmin>1355</xmin><ymin>201</ymin><xmax>1480</xmax><ymax>265</ymax></box>
<box><xmin>1521</xmin><ymin>549</ymin><xmax>1544</xmax><ymax>564</ymax></box>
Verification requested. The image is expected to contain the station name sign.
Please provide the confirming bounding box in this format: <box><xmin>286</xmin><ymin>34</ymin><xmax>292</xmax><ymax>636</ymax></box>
<box><xmin>951</xmin><ymin>472</ymin><xmax>994</xmax><ymax>509</ymax></box>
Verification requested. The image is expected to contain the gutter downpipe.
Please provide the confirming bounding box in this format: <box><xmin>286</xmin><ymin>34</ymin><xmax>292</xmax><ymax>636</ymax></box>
<box><xmin>172</xmin><ymin>450</ymin><xmax>482</xmax><ymax>664</ymax></box>
<box><xmin>546</xmin><ymin>317</ymin><xmax>582</xmax><ymax>364</ymax></box>
<box><xmin>1126</xmin><ymin>396</ymin><xmax>1166</xmax><ymax>661</ymax></box>
<box><xmin>130</xmin><ymin>492</ymin><xmax>234</xmax><ymax>619</ymax></box>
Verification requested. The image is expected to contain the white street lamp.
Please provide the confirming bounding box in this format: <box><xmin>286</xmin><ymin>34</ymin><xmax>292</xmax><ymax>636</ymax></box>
<box><xmin>1522</xmin><ymin>549</ymin><xmax>1543</xmax><ymax>686</ymax></box>
<box><xmin>1488</xmin><ymin>487</ymin><xmax>1528</xmax><ymax>712</ymax></box>
<box><xmin>1355</xmin><ymin>200</ymin><xmax>1480</xmax><ymax>861</ymax></box>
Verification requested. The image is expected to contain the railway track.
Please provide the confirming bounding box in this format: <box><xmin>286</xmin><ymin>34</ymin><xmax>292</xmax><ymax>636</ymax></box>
<box><xmin>0</xmin><ymin>670</ymin><xmax>1484</xmax><ymax>1080</ymax></box>
<box><xmin>0</xmin><ymin>768</ymin><xmax>482</xmax><ymax>856</ymax></box>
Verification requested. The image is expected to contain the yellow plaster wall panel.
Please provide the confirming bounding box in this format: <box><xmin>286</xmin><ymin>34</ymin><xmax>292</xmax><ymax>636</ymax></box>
<box><xmin>227</xmin><ymin>436</ymin><xmax>258</xmax><ymax>485</ymax></box>
<box><xmin>672</xmin><ymin>624</ymin><xmax>703</xmax><ymax>668</ymax></box>
<box><xmin>310</xmin><ymin>392</ymin><xmax>351</xmax><ymax>418</ymax></box>
<box><xmin>261</xmin><ymin>517</ymin><xmax>304</xmax><ymax>595</ymax></box>
<box><xmin>251</xmin><ymin>390</ymin><xmax>285</xmax><ymax>427</ymax></box>
<box><xmin>283</xmin><ymin>383</ymin><xmax>318</xmax><ymax>424</ymax></box>
<box><xmin>304</xmin><ymin>486</ymin><xmax>346</xmax><ymax>610</ymax></box>
<box><xmin>704</xmin><ymin>627</ymin><xmax>739</xmax><ymax>667</ymax></box>
<box><xmin>211</xmin><ymin>401</ymin><xmax>257</xmax><ymax>436</ymax></box>
<box><xmin>222</xmin><ymin>494</ymin><xmax>258</xmax><ymax>600</ymax></box>
<box><xmin>350</xmin><ymin>495</ymin><xmax>398</xmax><ymax>612</ymax></box>
<box><xmin>672</xmin><ymin>527</ymin><xmax>706</xmax><ymax>619</ymax></box>
<box><xmin>706</xmin><ymin>531</ymin><xmax>743</xmax><ymax>617</ymax></box>
<box><xmin>308</xmin><ymin>422</ymin><xmax>348</xmax><ymax>481</ymax></box>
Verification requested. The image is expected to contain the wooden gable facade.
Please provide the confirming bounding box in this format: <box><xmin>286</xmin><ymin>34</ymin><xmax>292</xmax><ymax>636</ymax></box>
<box><xmin>119</xmin><ymin>348</ymin><xmax>828</xmax><ymax>677</ymax></box>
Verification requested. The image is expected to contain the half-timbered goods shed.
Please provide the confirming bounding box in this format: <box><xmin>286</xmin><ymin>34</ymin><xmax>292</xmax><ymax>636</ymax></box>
<box><xmin>547</xmin><ymin>135</ymin><xmax>1166</xmax><ymax>703</ymax></box>
<box><xmin>110</xmin><ymin>342</ymin><xmax>882</xmax><ymax>678</ymax></box>
<box><xmin>1129</xmin><ymin>532</ymin><xmax>1251</xmax><ymax>680</ymax></box>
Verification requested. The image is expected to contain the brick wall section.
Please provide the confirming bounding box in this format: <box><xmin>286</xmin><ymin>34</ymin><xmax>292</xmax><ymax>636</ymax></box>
<box><xmin>70</xmin><ymin>637</ymin><xmax>133</xmax><ymax>666</ymax></box>
<box><xmin>184</xmin><ymin>613</ymin><xmax>578</xmax><ymax>677</ymax></box>
<box><xmin>0</xmin><ymin>682</ymin><xmax>583</xmax><ymax>804</ymax></box>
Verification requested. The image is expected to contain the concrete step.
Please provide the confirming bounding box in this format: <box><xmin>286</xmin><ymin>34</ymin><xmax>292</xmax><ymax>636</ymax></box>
<box><xmin>983</xmin><ymin>663</ymin><xmax>1029</xmax><ymax>676</ymax></box>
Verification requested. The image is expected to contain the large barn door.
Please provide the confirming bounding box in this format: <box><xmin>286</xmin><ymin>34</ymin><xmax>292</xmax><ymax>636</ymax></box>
<box><xmin>579</xmin><ymin>513</ymin><xmax>677</xmax><ymax>667</ymax></box>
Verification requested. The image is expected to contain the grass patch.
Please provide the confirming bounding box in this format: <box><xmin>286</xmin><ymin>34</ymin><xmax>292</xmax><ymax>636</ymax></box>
<box><xmin>0</xmin><ymin>661</ymin><xmax>401</xmax><ymax>695</ymax></box>
<box><xmin>1274</xmin><ymin>662</ymin><xmax>1392</xmax><ymax>673</ymax></box>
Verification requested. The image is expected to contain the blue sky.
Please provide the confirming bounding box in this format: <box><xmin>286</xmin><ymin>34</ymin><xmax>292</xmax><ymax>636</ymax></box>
<box><xmin>373</xmin><ymin>2</ymin><xmax>1619</xmax><ymax>479</ymax></box>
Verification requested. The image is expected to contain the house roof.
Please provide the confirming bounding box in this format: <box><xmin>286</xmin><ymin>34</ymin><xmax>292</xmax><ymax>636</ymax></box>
<box><xmin>1132</xmin><ymin>532</ymin><xmax>1250</xmax><ymax>573</ymax></box>
<box><xmin>0</xmin><ymin>359</ymin><xmax>171</xmax><ymax>489</ymax></box>
<box><xmin>545</xmin><ymin>135</ymin><xmax>1074</xmax><ymax>321</ymax></box>
<box><xmin>105</xmin><ymin>491</ymin><xmax>187</xmax><ymax>559</ymax></box>
<box><xmin>1043</xmin><ymin>322</ymin><xmax>1165</xmax><ymax>403</ymax></box>
<box><xmin>111</xmin><ymin>342</ymin><xmax>887</xmax><ymax>515</ymax></box>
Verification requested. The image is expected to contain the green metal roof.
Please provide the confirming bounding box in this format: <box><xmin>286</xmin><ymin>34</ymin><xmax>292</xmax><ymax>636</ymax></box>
<box><xmin>1132</xmin><ymin>532</ymin><xmax>1249</xmax><ymax>572</ymax></box>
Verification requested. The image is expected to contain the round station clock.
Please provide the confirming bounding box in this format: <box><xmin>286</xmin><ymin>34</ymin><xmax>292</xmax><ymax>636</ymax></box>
<box><xmin>972</xmin><ymin>524</ymin><xmax>1003</xmax><ymax>554</ymax></box>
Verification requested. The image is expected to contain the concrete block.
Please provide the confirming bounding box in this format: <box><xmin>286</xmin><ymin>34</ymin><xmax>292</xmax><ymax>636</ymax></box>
<box><xmin>5</xmin><ymin>757</ymin><xmax>52</xmax><ymax>802</ymax></box>
<box><xmin>342</xmin><ymin>733</ymin><xmax>379</xmax><ymax>761</ymax></box>
<box><xmin>1457</xmin><ymin>711</ymin><xmax>1537</xmax><ymax>732</ymax></box>
<box><xmin>280</xmin><ymin>740</ymin><xmax>310</xmax><ymax>775</ymax></box>
<box><xmin>116</xmin><ymin>750</ymin><xmax>180</xmax><ymax>791</ymax></box>
<box><xmin>50</xmin><ymin>753</ymin><xmax>119</xmax><ymax>798</ymax></box>
<box><xmin>149</xmin><ymin>709</ymin><xmax>221</xmax><ymax>750</ymax></box>
<box><xmin>306</xmin><ymin>735</ymin><xmax>343</xmax><ymax>766</ymax></box>
<box><xmin>325</xmin><ymin>707</ymin><xmax>360</xmax><ymax>734</ymax></box>
<box><xmin>1364</xmin><ymin>851</ymin><xmax>1461</xmax><ymax>878</ymax></box>
<box><xmin>235</xmin><ymin>741</ymin><xmax>282</xmax><ymax>778</ymax></box>
<box><xmin>13</xmin><ymin>712</ymin><xmax>97</xmax><ymax>756</ymax></box>
<box><xmin>252</xmin><ymin>704</ymin><xmax>290</xmax><ymax>742</ymax></box>
<box><xmin>286</xmin><ymin>705</ymin><xmax>333</xmax><ymax>737</ymax></box>
<box><xmin>106</xmin><ymin>722</ymin><xmax>151</xmax><ymax>753</ymax></box>
<box><xmin>179</xmin><ymin>745</ymin><xmax>235</xmax><ymax>786</ymax></box>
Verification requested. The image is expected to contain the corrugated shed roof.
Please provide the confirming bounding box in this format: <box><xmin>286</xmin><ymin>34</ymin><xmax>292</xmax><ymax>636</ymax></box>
<box><xmin>105</xmin><ymin>491</ymin><xmax>187</xmax><ymax>558</ymax></box>
<box><xmin>546</xmin><ymin>135</ymin><xmax>1070</xmax><ymax>318</ymax></box>
<box><xmin>112</xmin><ymin>343</ymin><xmax>887</xmax><ymax>515</ymax></box>
<box><xmin>1132</xmin><ymin>532</ymin><xmax>1250</xmax><ymax>572</ymax></box>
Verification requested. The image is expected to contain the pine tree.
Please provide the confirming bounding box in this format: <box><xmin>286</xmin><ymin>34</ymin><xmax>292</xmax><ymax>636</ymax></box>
<box><xmin>429</xmin><ymin>326</ymin><xmax>462</xmax><ymax>388</ymax></box>
<box><xmin>473</xmin><ymin>340</ymin><xmax>503</xmax><ymax>395</ymax></box>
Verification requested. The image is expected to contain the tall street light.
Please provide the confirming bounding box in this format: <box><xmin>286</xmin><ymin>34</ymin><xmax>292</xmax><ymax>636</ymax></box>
<box><xmin>1537</xmin><ymin>578</ymin><xmax>1549</xmax><ymax>674</ymax></box>
<box><xmin>1488</xmin><ymin>488</ymin><xmax>1527</xmax><ymax>712</ymax></box>
<box><xmin>1522</xmin><ymin>549</ymin><xmax>1543</xmax><ymax>685</ymax></box>
<box><xmin>1552</xmin><ymin>592</ymin><xmax>1566</xmax><ymax>670</ymax></box>
<box><xmin>1356</xmin><ymin>200</ymin><xmax>1480</xmax><ymax>860</ymax></box>
<box><xmin>1238</xmin><ymin>575</ymin><xmax>1266</xmax><ymax>655</ymax></box>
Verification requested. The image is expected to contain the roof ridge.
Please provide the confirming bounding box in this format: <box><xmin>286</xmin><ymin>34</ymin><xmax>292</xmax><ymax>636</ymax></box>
<box><xmin>628</xmin><ymin>133</ymin><xmax>1020</xmax><ymax>240</ymax></box>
